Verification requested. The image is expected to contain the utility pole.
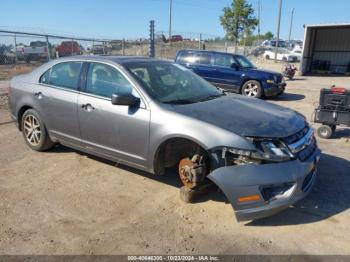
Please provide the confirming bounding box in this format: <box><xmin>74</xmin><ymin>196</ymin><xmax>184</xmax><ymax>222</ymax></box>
<box><xmin>288</xmin><ymin>8</ymin><xmax>295</xmax><ymax>42</ymax></box>
<box><xmin>169</xmin><ymin>0</ymin><xmax>172</xmax><ymax>43</ymax></box>
<box><xmin>257</xmin><ymin>0</ymin><xmax>261</xmax><ymax>44</ymax></box>
<box><xmin>274</xmin><ymin>0</ymin><xmax>282</xmax><ymax>63</ymax></box>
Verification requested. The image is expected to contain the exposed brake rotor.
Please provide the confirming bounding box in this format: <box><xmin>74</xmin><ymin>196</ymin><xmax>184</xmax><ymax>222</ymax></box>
<box><xmin>178</xmin><ymin>154</ymin><xmax>207</xmax><ymax>189</ymax></box>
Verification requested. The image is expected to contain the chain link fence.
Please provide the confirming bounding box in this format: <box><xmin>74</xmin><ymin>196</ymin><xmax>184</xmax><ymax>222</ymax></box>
<box><xmin>0</xmin><ymin>29</ymin><xmax>263</xmax><ymax>81</ymax></box>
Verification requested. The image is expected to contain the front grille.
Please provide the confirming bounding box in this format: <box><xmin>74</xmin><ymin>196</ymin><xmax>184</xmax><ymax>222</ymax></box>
<box><xmin>275</xmin><ymin>74</ymin><xmax>283</xmax><ymax>84</ymax></box>
<box><xmin>284</xmin><ymin>126</ymin><xmax>317</xmax><ymax>162</ymax></box>
<box><xmin>297</xmin><ymin>139</ymin><xmax>317</xmax><ymax>162</ymax></box>
<box><xmin>283</xmin><ymin>126</ymin><xmax>310</xmax><ymax>144</ymax></box>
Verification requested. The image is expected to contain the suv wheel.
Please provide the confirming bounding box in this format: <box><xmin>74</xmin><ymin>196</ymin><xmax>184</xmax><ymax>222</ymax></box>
<box><xmin>241</xmin><ymin>80</ymin><xmax>263</xmax><ymax>98</ymax></box>
<box><xmin>21</xmin><ymin>109</ymin><xmax>54</xmax><ymax>151</ymax></box>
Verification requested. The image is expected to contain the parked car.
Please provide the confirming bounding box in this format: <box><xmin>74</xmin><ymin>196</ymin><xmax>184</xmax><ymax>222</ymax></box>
<box><xmin>161</xmin><ymin>34</ymin><xmax>183</xmax><ymax>43</ymax></box>
<box><xmin>291</xmin><ymin>49</ymin><xmax>302</xmax><ymax>61</ymax></box>
<box><xmin>170</xmin><ymin>35</ymin><xmax>183</xmax><ymax>42</ymax></box>
<box><xmin>175</xmin><ymin>50</ymin><xmax>286</xmax><ymax>98</ymax></box>
<box><xmin>9</xmin><ymin>56</ymin><xmax>321</xmax><ymax>221</ymax></box>
<box><xmin>262</xmin><ymin>39</ymin><xmax>287</xmax><ymax>49</ymax></box>
<box><xmin>264</xmin><ymin>48</ymin><xmax>299</xmax><ymax>62</ymax></box>
<box><xmin>56</xmin><ymin>41</ymin><xmax>81</xmax><ymax>57</ymax></box>
<box><xmin>0</xmin><ymin>45</ymin><xmax>16</xmax><ymax>64</ymax></box>
<box><xmin>21</xmin><ymin>41</ymin><xmax>48</xmax><ymax>63</ymax></box>
<box><xmin>91</xmin><ymin>44</ymin><xmax>111</xmax><ymax>55</ymax></box>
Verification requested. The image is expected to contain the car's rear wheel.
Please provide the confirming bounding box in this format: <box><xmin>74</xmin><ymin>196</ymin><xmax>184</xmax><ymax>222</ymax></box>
<box><xmin>241</xmin><ymin>80</ymin><xmax>263</xmax><ymax>98</ymax></box>
<box><xmin>265</xmin><ymin>55</ymin><xmax>270</xmax><ymax>60</ymax></box>
<box><xmin>21</xmin><ymin>109</ymin><xmax>54</xmax><ymax>151</ymax></box>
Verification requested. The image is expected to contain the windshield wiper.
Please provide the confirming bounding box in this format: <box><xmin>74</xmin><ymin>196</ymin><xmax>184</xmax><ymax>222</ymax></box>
<box><xmin>196</xmin><ymin>93</ymin><xmax>225</xmax><ymax>102</ymax></box>
<box><xmin>162</xmin><ymin>99</ymin><xmax>197</xmax><ymax>104</ymax></box>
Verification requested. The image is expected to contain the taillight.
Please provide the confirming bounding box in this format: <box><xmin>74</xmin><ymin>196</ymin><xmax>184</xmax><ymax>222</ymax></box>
<box><xmin>331</xmin><ymin>86</ymin><xmax>346</xmax><ymax>94</ymax></box>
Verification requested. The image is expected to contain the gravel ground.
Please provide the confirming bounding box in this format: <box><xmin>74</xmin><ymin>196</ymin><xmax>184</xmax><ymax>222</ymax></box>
<box><xmin>0</xmin><ymin>62</ymin><xmax>350</xmax><ymax>255</ymax></box>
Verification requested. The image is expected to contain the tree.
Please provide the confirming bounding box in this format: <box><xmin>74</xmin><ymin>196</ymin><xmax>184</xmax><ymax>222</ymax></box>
<box><xmin>220</xmin><ymin>0</ymin><xmax>258</xmax><ymax>46</ymax></box>
<box><xmin>264</xmin><ymin>31</ymin><xmax>274</xmax><ymax>40</ymax></box>
<box><xmin>239</xmin><ymin>31</ymin><xmax>275</xmax><ymax>46</ymax></box>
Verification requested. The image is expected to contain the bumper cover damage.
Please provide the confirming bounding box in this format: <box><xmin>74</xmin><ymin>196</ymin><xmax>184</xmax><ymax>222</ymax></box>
<box><xmin>207</xmin><ymin>148</ymin><xmax>321</xmax><ymax>222</ymax></box>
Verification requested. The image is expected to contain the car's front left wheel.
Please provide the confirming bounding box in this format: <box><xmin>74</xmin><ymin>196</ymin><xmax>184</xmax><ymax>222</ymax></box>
<box><xmin>241</xmin><ymin>80</ymin><xmax>263</xmax><ymax>98</ymax></box>
<box><xmin>21</xmin><ymin>109</ymin><xmax>55</xmax><ymax>151</ymax></box>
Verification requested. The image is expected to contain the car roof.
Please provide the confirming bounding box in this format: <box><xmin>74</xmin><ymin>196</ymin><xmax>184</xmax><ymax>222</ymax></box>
<box><xmin>52</xmin><ymin>55</ymin><xmax>169</xmax><ymax>65</ymax></box>
<box><xmin>177</xmin><ymin>49</ymin><xmax>242</xmax><ymax>57</ymax></box>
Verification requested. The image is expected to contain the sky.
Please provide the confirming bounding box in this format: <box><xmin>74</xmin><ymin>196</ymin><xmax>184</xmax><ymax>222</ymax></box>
<box><xmin>1</xmin><ymin>0</ymin><xmax>350</xmax><ymax>41</ymax></box>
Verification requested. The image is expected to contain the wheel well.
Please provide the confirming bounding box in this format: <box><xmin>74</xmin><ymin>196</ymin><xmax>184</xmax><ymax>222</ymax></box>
<box><xmin>17</xmin><ymin>105</ymin><xmax>32</xmax><ymax>131</ymax></box>
<box><xmin>153</xmin><ymin>138</ymin><xmax>207</xmax><ymax>175</ymax></box>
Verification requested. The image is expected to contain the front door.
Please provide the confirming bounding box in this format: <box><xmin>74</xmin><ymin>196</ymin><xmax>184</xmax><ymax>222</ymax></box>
<box><xmin>212</xmin><ymin>53</ymin><xmax>241</xmax><ymax>92</ymax></box>
<box><xmin>78</xmin><ymin>62</ymin><xmax>150</xmax><ymax>168</ymax></box>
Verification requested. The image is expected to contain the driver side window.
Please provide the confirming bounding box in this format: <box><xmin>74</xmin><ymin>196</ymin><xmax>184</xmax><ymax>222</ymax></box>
<box><xmin>86</xmin><ymin>63</ymin><xmax>134</xmax><ymax>98</ymax></box>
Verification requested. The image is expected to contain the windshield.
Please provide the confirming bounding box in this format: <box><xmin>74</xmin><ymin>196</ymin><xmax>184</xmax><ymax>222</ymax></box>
<box><xmin>235</xmin><ymin>56</ymin><xmax>255</xmax><ymax>69</ymax></box>
<box><xmin>124</xmin><ymin>62</ymin><xmax>223</xmax><ymax>104</ymax></box>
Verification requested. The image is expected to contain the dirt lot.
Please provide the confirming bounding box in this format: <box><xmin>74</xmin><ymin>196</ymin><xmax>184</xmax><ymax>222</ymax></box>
<box><xmin>0</xmin><ymin>61</ymin><xmax>350</xmax><ymax>255</ymax></box>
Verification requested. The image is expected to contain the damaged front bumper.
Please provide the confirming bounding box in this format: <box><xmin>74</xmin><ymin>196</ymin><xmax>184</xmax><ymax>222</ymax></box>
<box><xmin>207</xmin><ymin>148</ymin><xmax>321</xmax><ymax>222</ymax></box>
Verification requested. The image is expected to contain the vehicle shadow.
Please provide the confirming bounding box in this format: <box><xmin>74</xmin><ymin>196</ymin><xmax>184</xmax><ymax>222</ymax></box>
<box><xmin>268</xmin><ymin>92</ymin><xmax>306</xmax><ymax>101</ymax></box>
<box><xmin>330</xmin><ymin>128</ymin><xmax>350</xmax><ymax>139</ymax></box>
<box><xmin>246</xmin><ymin>153</ymin><xmax>350</xmax><ymax>226</ymax></box>
<box><xmin>48</xmin><ymin>145</ymin><xmax>183</xmax><ymax>188</ymax></box>
<box><xmin>285</xmin><ymin>77</ymin><xmax>307</xmax><ymax>81</ymax></box>
<box><xmin>48</xmin><ymin>146</ymin><xmax>350</xmax><ymax>225</ymax></box>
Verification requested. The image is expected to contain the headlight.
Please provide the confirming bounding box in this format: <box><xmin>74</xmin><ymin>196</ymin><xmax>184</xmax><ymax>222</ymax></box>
<box><xmin>267</xmin><ymin>75</ymin><xmax>279</xmax><ymax>84</ymax></box>
<box><xmin>255</xmin><ymin>140</ymin><xmax>294</xmax><ymax>162</ymax></box>
<box><xmin>221</xmin><ymin>140</ymin><xmax>294</xmax><ymax>165</ymax></box>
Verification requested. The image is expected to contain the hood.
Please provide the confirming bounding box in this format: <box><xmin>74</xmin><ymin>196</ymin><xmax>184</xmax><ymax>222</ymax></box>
<box><xmin>170</xmin><ymin>95</ymin><xmax>306</xmax><ymax>138</ymax></box>
<box><xmin>247</xmin><ymin>68</ymin><xmax>281</xmax><ymax>77</ymax></box>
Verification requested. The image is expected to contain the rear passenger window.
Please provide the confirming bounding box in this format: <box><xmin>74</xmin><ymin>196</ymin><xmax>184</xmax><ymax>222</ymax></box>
<box><xmin>214</xmin><ymin>54</ymin><xmax>234</xmax><ymax>67</ymax></box>
<box><xmin>199</xmin><ymin>54</ymin><xmax>212</xmax><ymax>65</ymax></box>
<box><xmin>85</xmin><ymin>63</ymin><xmax>133</xmax><ymax>98</ymax></box>
<box><xmin>49</xmin><ymin>62</ymin><xmax>82</xmax><ymax>90</ymax></box>
<box><xmin>177</xmin><ymin>52</ymin><xmax>199</xmax><ymax>64</ymax></box>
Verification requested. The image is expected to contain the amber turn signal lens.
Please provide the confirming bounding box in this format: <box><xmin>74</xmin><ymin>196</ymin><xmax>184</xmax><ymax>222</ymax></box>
<box><xmin>238</xmin><ymin>194</ymin><xmax>261</xmax><ymax>203</ymax></box>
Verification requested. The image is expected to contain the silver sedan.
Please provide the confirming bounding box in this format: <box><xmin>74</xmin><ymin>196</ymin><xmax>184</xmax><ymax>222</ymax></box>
<box><xmin>9</xmin><ymin>56</ymin><xmax>320</xmax><ymax>221</ymax></box>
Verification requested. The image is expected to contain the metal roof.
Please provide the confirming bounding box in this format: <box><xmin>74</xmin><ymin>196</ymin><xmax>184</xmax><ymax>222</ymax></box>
<box><xmin>304</xmin><ymin>23</ymin><xmax>350</xmax><ymax>29</ymax></box>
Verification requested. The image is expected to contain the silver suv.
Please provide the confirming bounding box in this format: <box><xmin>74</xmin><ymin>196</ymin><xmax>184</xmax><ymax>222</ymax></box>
<box><xmin>9</xmin><ymin>56</ymin><xmax>321</xmax><ymax>221</ymax></box>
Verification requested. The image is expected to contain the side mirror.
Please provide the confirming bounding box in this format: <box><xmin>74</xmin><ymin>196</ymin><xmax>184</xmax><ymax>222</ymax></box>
<box><xmin>231</xmin><ymin>63</ymin><xmax>239</xmax><ymax>70</ymax></box>
<box><xmin>111</xmin><ymin>93</ymin><xmax>140</xmax><ymax>106</ymax></box>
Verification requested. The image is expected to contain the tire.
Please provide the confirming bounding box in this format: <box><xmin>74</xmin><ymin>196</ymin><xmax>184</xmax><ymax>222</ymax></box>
<box><xmin>21</xmin><ymin>109</ymin><xmax>55</xmax><ymax>151</ymax></box>
<box><xmin>241</xmin><ymin>80</ymin><xmax>263</xmax><ymax>98</ymax></box>
<box><xmin>282</xmin><ymin>57</ymin><xmax>287</xmax><ymax>62</ymax></box>
<box><xmin>265</xmin><ymin>55</ymin><xmax>270</xmax><ymax>60</ymax></box>
<box><xmin>317</xmin><ymin>125</ymin><xmax>333</xmax><ymax>139</ymax></box>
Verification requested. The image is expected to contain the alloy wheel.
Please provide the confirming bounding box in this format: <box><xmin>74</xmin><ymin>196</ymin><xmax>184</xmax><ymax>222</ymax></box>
<box><xmin>243</xmin><ymin>83</ymin><xmax>259</xmax><ymax>97</ymax></box>
<box><xmin>23</xmin><ymin>114</ymin><xmax>41</xmax><ymax>146</ymax></box>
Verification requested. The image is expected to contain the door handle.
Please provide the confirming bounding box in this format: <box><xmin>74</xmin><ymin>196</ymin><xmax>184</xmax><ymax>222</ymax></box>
<box><xmin>81</xmin><ymin>103</ymin><xmax>95</xmax><ymax>112</ymax></box>
<box><xmin>34</xmin><ymin>92</ymin><xmax>43</xmax><ymax>99</ymax></box>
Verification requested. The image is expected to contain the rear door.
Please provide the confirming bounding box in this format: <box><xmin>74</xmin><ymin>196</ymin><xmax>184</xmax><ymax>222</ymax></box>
<box><xmin>38</xmin><ymin>61</ymin><xmax>82</xmax><ymax>146</ymax></box>
<box><xmin>176</xmin><ymin>51</ymin><xmax>215</xmax><ymax>81</ymax></box>
<box><xmin>211</xmin><ymin>53</ymin><xmax>241</xmax><ymax>92</ymax></box>
<box><xmin>78</xmin><ymin>62</ymin><xmax>150</xmax><ymax>167</ymax></box>
<box><xmin>191</xmin><ymin>52</ymin><xmax>217</xmax><ymax>82</ymax></box>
